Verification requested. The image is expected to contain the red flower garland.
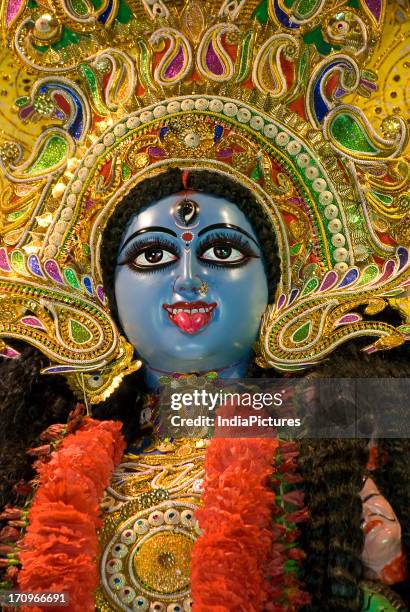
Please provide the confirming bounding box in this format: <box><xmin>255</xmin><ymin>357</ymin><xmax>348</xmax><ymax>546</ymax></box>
<box><xmin>191</xmin><ymin>438</ymin><xmax>279</xmax><ymax>611</ymax></box>
<box><xmin>17</xmin><ymin>417</ymin><xmax>125</xmax><ymax>612</ymax></box>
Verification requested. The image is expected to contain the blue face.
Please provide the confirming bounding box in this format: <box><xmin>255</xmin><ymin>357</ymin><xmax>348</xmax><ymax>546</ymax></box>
<box><xmin>114</xmin><ymin>191</ymin><xmax>269</xmax><ymax>374</ymax></box>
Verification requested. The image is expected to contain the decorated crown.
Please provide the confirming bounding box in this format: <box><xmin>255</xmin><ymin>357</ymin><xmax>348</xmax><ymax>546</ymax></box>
<box><xmin>0</xmin><ymin>0</ymin><xmax>408</xmax><ymax>402</ymax></box>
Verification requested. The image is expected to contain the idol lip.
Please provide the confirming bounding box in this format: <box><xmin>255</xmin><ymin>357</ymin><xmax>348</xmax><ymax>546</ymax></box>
<box><xmin>162</xmin><ymin>301</ymin><xmax>217</xmax><ymax>315</ymax></box>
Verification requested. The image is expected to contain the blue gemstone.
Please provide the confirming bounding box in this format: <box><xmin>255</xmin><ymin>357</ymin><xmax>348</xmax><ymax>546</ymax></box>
<box><xmin>214</xmin><ymin>125</ymin><xmax>223</xmax><ymax>142</ymax></box>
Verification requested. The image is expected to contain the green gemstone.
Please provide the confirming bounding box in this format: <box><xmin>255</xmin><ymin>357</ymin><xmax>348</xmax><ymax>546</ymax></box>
<box><xmin>69</xmin><ymin>319</ymin><xmax>92</xmax><ymax>344</ymax></box>
<box><xmin>330</xmin><ymin>114</ymin><xmax>379</xmax><ymax>154</ymax></box>
<box><xmin>357</xmin><ymin>264</ymin><xmax>379</xmax><ymax>286</ymax></box>
<box><xmin>296</xmin><ymin>0</ymin><xmax>318</xmax><ymax>17</ymax></box>
<box><xmin>252</xmin><ymin>0</ymin><xmax>269</xmax><ymax>23</ymax></box>
<box><xmin>372</xmin><ymin>190</ymin><xmax>393</xmax><ymax>205</ymax></box>
<box><xmin>7</xmin><ymin>206</ymin><xmax>29</xmax><ymax>221</ymax></box>
<box><xmin>15</xmin><ymin>96</ymin><xmax>30</xmax><ymax>107</ymax></box>
<box><xmin>71</xmin><ymin>0</ymin><xmax>89</xmax><ymax>16</ymax></box>
<box><xmin>301</xmin><ymin>277</ymin><xmax>319</xmax><ymax>295</ymax></box>
<box><xmin>11</xmin><ymin>251</ymin><xmax>27</xmax><ymax>276</ymax></box>
<box><xmin>64</xmin><ymin>267</ymin><xmax>81</xmax><ymax>290</ymax></box>
<box><xmin>290</xmin><ymin>242</ymin><xmax>302</xmax><ymax>255</ymax></box>
<box><xmin>250</xmin><ymin>163</ymin><xmax>263</xmax><ymax>180</ymax></box>
<box><xmin>117</xmin><ymin>0</ymin><xmax>133</xmax><ymax>22</ymax></box>
<box><xmin>52</xmin><ymin>27</ymin><xmax>80</xmax><ymax>51</ymax></box>
<box><xmin>122</xmin><ymin>164</ymin><xmax>131</xmax><ymax>180</ymax></box>
<box><xmin>292</xmin><ymin>321</ymin><xmax>311</xmax><ymax>343</ymax></box>
<box><xmin>29</xmin><ymin>135</ymin><xmax>69</xmax><ymax>173</ymax></box>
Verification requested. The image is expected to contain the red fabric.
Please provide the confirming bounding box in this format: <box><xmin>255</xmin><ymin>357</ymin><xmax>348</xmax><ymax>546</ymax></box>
<box><xmin>18</xmin><ymin>418</ymin><xmax>125</xmax><ymax>612</ymax></box>
<box><xmin>191</xmin><ymin>438</ymin><xmax>278</xmax><ymax>611</ymax></box>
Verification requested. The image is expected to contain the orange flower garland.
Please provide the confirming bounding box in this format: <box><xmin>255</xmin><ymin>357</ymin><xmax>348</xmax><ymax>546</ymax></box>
<box><xmin>17</xmin><ymin>417</ymin><xmax>125</xmax><ymax>612</ymax></box>
<box><xmin>191</xmin><ymin>438</ymin><xmax>279</xmax><ymax>611</ymax></box>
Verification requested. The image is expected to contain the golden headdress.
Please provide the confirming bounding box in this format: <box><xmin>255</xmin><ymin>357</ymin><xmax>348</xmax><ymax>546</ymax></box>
<box><xmin>0</xmin><ymin>0</ymin><xmax>408</xmax><ymax>402</ymax></box>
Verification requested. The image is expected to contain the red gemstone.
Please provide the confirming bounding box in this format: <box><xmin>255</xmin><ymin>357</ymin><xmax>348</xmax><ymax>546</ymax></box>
<box><xmin>181</xmin><ymin>232</ymin><xmax>193</xmax><ymax>241</ymax></box>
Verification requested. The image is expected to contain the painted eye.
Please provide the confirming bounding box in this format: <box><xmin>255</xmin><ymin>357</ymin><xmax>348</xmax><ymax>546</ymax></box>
<box><xmin>200</xmin><ymin>245</ymin><xmax>245</xmax><ymax>263</ymax></box>
<box><xmin>134</xmin><ymin>248</ymin><xmax>177</xmax><ymax>267</ymax></box>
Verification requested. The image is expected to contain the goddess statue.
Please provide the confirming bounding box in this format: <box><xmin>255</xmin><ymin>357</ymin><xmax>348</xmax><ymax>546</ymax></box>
<box><xmin>0</xmin><ymin>1</ymin><xmax>409</xmax><ymax>611</ymax></box>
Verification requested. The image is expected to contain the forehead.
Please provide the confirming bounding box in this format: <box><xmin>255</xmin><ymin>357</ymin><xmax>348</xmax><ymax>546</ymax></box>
<box><xmin>121</xmin><ymin>191</ymin><xmax>258</xmax><ymax>239</ymax></box>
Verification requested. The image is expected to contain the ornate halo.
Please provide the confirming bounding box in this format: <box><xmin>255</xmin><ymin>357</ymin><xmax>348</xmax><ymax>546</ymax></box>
<box><xmin>0</xmin><ymin>1</ymin><xmax>408</xmax><ymax>400</ymax></box>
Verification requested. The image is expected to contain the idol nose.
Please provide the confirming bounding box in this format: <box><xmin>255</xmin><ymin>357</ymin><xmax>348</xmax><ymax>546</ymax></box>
<box><xmin>173</xmin><ymin>251</ymin><xmax>207</xmax><ymax>298</ymax></box>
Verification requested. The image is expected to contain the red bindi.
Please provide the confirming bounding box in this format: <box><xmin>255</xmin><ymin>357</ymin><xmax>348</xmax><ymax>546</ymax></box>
<box><xmin>181</xmin><ymin>232</ymin><xmax>193</xmax><ymax>242</ymax></box>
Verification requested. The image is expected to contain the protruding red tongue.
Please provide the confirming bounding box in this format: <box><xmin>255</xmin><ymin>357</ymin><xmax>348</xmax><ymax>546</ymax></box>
<box><xmin>173</xmin><ymin>311</ymin><xmax>210</xmax><ymax>334</ymax></box>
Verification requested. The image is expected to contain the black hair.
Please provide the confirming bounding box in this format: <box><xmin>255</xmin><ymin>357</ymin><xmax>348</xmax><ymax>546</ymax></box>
<box><xmin>299</xmin><ymin>339</ymin><xmax>410</xmax><ymax>611</ymax></box>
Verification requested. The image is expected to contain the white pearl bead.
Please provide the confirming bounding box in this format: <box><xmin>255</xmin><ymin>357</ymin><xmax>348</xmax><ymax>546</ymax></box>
<box><xmin>66</xmin><ymin>194</ymin><xmax>77</xmax><ymax>207</ymax></box>
<box><xmin>223</xmin><ymin>102</ymin><xmax>238</xmax><ymax>117</ymax></box>
<box><xmin>312</xmin><ymin>178</ymin><xmax>327</xmax><ymax>192</ymax></box>
<box><xmin>140</xmin><ymin>110</ymin><xmax>153</xmax><ymax>122</ymax></box>
<box><xmin>297</xmin><ymin>153</ymin><xmax>310</xmax><ymax>168</ymax></box>
<box><xmin>209</xmin><ymin>99</ymin><xmax>224</xmax><ymax>112</ymax></box>
<box><xmin>324</xmin><ymin>204</ymin><xmax>339</xmax><ymax>219</ymax></box>
<box><xmin>114</xmin><ymin>123</ymin><xmax>127</xmax><ymax>137</ymax></box>
<box><xmin>71</xmin><ymin>180</ymin><xmax>82</xmax><ymax>194</ymax></box>
<box><xmin>319</xmin><ymin>191</ymin><xmax>334</xmax><ymax>206</ymax></box>
<box><xmin>287</xmin><ymin>140</ymin><xmax>301</xmax><ymax>156</ymax></box>
<box><xmin>334</xmin><ymin>262</ymin><xmax>349</xmax><ymax>274</ymax></box>
<box><xmin>103</xmin><ymin>133</ymin><xmax>115</xmax><ymax>147</ymax></box>
<box><xmin>184</xmin><ymin>132</ymin><xmax>200</xmax><ymax>148</ymax></box>
<box><xmin>333</xmin><ymin>247</ymin><xmax>348</xmax><ymax>262</ymax></box>
<box><xmin>61</xmin><ymin>207</ymin><xmax>73</xmax><ymax>221</ymax></box>
<box><xmin>250</xmin><ymin>115</ymin><xmax>264</xmax><ymax>130</ymax></box>
<box><xmin>305</xmin><ymin>165</ymin><xmax>319</xmax><ymax>180</ymax></box>
<box><xmin>181</xmin><ymin>99</ymin><xmax>195</xmax><ymax>111</ymax></box>
<box><xmin>164</xmin><ymin>508</ymin><xmax>180</xmax><ymax>525</ymax></box>
<box><xmin>121</xmin><ymin>529</ymin><xmax>136</xmax><ymax>544</ymax></box>
<box><xmin>237</xmin><ymin>108</ymin><xmax>251</xmax><ymax>123</ymax></box>
<box><xmin>111</xmin><ymin>543</ymin><xmax>128</xmax><ymax>558</ymax></box>
<box><xmin>331</xmin><ymin>233</ymin><xmax>346</xmax><ymax>247</ymax></box>
<box><xmin>119</xmin><ymin>587</ymin><xmax>136</xmax><ymax>604</ymax></box>
<box><xmin>126</xmin><ymin>116</ymin><xmax>140</xmax><ymax>129</ymax></box>
<box><xmin>328</xmin><ymin>218</ymin><xmax>342</xmax><ymax>233</ymax></box>
<box><xmin>133</xmin><ymin>598</ymin><xmax>149</xmax><ymax>611</ymax></box>
<box><xmin>275</xmin><ymin>132</ymin><xmax>290</xmax><ymax>146</ymax></box>
<box><xmin>55</xmin><ymin>220</ymin><xmax>67</xmax><ymax>234</ymax></box>
<box><xmin>180</xmin><ymin>509</ymin><xmax>195</xmax><ymax>527</ymax></box>
<box><xmin>153</xmin><ymin>105</ymin><xmax>167</xmax><ymax>118</ymax></box>
<box><xmin>108</xmin><ymin>573</ymin><xmax>125</xmax><ymax>590</ymax></box>
<box><xmin>167</xmin><ymin>100</ymin><xmax>181</xmax><ymax>113</ymax></box>
<box><xmin>106</xmin><ymin>558</ymin><xmax>122</xmax><ymax>574</ymax></box>
<box><xmin>195</xmin><ymin>98</ymin><xmax>209</xmax><ymax>110</ymax></box>
<box><xmin>148</xmin><ymin>511</ymin><xmax>164</xmax><ymax>526</ymax></box>
<box><xmin>78</xmin><ymin>167</ymin><xmax>88</xmax><ymax>181</ymax></box>
<box><xmin>94</xmin><ymin>143</ymin><xmax>105</xmax><ymax>155</ymax></box>
<box><xmin>263</xmin><ymin>124</ymin><xmax>278</xmax><ymax>138</ymax></box>
<box><xmin>84</xmin><ymin>155</ymin><xmax>96</xmax><ymax>168</ymax></box>
<box><xmin>134</xmin><ymin>518</ymin><xmax>149</xmax><ymax>534</ymax></box>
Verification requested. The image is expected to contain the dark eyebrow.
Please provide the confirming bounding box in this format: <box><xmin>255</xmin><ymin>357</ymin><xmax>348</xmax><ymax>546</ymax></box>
<box><xmin>119</xmin><ymin>226</ymin><xmax>178</xmax><ymax>254</ymax></box>
<box><xmin>197</xmin><ymin>223</ymin><xmax>259</xmax><ymax>247</ymax></box>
